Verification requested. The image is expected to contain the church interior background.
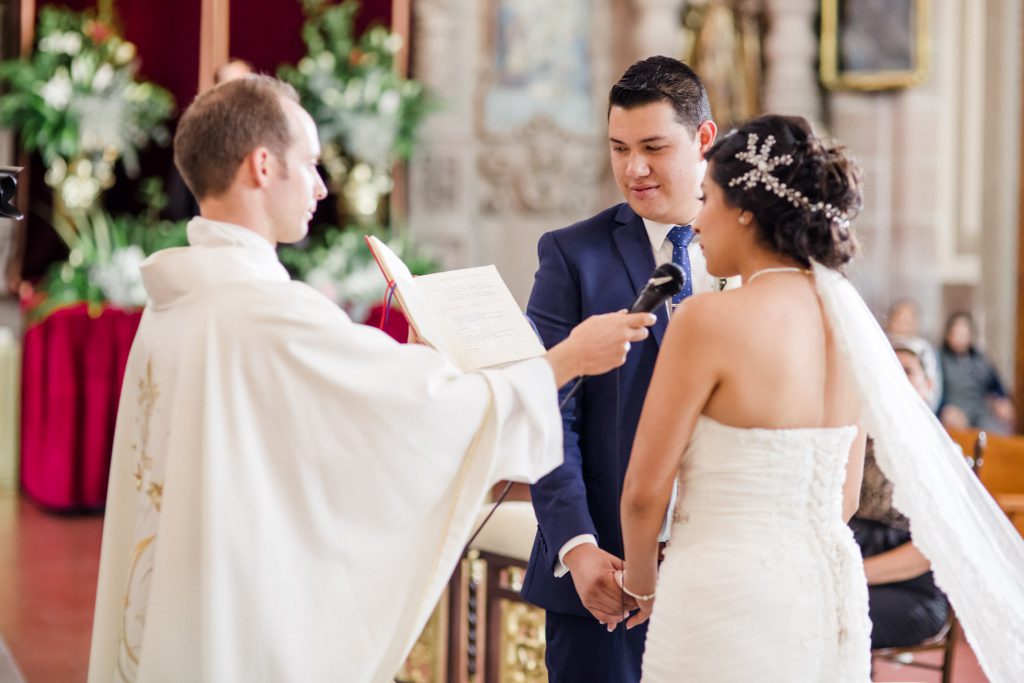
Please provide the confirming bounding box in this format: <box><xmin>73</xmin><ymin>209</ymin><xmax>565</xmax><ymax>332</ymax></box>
<box><xmin>0</xmin><ymin>0</ymin><xmax>1020</xmax><ymax>680</ymax></box>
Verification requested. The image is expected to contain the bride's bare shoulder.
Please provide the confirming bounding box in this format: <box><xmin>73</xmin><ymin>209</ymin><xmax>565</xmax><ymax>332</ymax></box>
<box><xmin>667</xmin><ymin>289</ymin><xmax>743</xmax><ymax>335</ymax></box>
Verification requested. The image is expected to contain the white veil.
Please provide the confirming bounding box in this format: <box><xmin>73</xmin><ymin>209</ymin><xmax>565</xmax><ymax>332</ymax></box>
<box><xmin>813</xmin><ymin>262</ymin><xmax>1024</xmax><ymax>682</ymax></box>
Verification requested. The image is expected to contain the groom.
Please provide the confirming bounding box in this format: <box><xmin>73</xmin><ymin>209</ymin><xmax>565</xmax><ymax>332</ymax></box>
<box><xmin>520</xmin><ymin>56</ymin><xmax>721</xmax><ymax>682</ymax></box>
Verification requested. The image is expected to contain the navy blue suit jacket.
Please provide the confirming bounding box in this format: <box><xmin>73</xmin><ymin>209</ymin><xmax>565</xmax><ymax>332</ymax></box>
<box><xmin>520</xmin><ymin>203</ymin><xmax>669</xmax><ymax>617</ymax></box>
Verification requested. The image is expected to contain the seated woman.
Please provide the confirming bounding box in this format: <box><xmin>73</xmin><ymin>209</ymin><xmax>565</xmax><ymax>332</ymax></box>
<box><xmin>939</xmin><ymin>311</ymin><xmax>1015</xmax><ymax>434</ymax></box>
<box><xmin>850</xmin><ymin>337</ymin><xmax>949</xmax><ymax>648</ymax></box>
<box><xmin>885</xmin><ymin>298</ymin><xmax>941</xmax><ymax>411</ymax></box>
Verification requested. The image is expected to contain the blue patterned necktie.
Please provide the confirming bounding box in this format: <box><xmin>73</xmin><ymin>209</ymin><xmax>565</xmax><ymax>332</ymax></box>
<box><xmin>666</xmin><ymin>224</ymin><xmax>694</xmax><ymax>305</ymax></box>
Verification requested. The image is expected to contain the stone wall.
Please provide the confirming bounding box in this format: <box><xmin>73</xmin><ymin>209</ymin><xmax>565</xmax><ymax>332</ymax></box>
<box><xmin>407</xmin><ymin>0</ymin><xmax>688</xmax><ymax>305</ymax></box>
<box><xmin>828</xmin><ymin>0</ymin><xmax>1020</xmax><ymax>384</ymax></box>
<box><xmin>405</xmin><ymin>0</ymin><xmax>1022</xmax><ymax>384</ymax></box>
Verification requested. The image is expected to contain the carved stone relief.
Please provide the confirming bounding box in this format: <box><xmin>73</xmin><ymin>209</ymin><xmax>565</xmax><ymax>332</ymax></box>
<box><xmin>474</xmin><ymin>0</ymin><xmax>609</xmax><ymax>218</ymax></box>
<box><xmin>414</xmin><ymin>152</ymin><xmax>461</xmax><ymax>213</ymax></box>
<box><xmin>477</xmin><ymin>117</ymin><xmax>605</xmax><ymax>217</ymax></box>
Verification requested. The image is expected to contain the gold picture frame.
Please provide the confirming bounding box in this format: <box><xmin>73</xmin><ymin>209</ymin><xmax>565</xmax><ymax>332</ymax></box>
<box><xmin>820</xmin><ymin>0</ymin><xmax>929</xmax><ymax>91</ymax></box>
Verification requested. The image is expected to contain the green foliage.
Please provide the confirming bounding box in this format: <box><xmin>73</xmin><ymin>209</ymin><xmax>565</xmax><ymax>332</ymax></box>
<box><xmin>1</xmin><ymin>6</ymin><xmax>183</xmax><ymax>320</ymax></box>
<box><xmin>0</xmin><ymin>6</ymin><xmax>175</xmax><ymax>206</ymax></box>
<box><xmin>278</xmin><ymin>0</ymin><xmax>435</xmax><ymax>175</ymax></box>
<box><xmin>0</xmin><ymin>7</ymin><xmax>176</xmax><ymax>165</ymax></box>
<box><xmin>29</xmin><ymin>180</ymin><xmax>188</xmax><ymax>321</ymax></box>
<box><xmin>279</xmin><ymin>225</ymin><xmax>438</xmax><ymax>318</ymax></box>
<box><xmin>275</xmin><ymin>0</ymin><xmax>440</xmax><ymax>312</ymax></box>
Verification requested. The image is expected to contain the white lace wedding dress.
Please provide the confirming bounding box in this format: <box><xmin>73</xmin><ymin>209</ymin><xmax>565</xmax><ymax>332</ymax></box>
<box><xmin>640</xmin><ymin>264</ymin><xmax>1024</xmax><ymax>682</ymax></box>
<box><xmin>641</xmin><ymin>415</ymin><xmax>872</xmax><ymax>682</ymax></box>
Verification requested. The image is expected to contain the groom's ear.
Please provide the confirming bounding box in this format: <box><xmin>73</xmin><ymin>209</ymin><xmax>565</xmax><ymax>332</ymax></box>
<box><xmin>697</xmin><ymin>120</ymin><xmax>717</xmax><ymax>156</ymax></box>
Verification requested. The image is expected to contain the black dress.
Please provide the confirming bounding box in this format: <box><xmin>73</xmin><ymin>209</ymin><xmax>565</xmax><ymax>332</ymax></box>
<box><xmin>849</xmin><ymin>441</ymin><xmax>949</xmax><ymax>648</ymax></box>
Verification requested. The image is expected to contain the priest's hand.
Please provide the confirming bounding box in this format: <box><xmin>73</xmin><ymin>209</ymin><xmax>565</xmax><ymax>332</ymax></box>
<box><xmin>563</xmin><ymin>544</ymin><xmax>637</xmax><ymax>629</ymax></box>
<box><xmin>545</xmin><ymin>311</ymin><xmax>655</xmax><ymax>387</ymax></box>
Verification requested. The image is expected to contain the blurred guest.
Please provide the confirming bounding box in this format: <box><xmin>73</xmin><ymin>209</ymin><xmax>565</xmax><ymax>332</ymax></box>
<box><xmin>885</xmin><ymin>298</ymin><xmax>941</xmax><ymax>410</ymax></box>
<box><xmin>885</xmin><ymin>298</ymin><xmax>921</xmax><ymax>337</ymax></box>
<box><xmin>939</xmin><ymin>311</ymin><xmax>1014</xmax><ymax>434</ymax></box>
<box><xmin>850</xmin><ymin>337</ymin><xmax>948</xmax><ymax>649</ymax></box>
<box><xmin>215</xmin><ymin>58</ymin><xmax>254</xmax><ymax>85</ymax></box>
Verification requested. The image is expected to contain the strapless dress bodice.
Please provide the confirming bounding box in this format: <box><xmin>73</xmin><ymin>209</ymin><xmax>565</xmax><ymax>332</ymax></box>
<box><xmin>673</xmin><ymin>415</ymin><xmax>857</xmax><ymax>527</ymax></box>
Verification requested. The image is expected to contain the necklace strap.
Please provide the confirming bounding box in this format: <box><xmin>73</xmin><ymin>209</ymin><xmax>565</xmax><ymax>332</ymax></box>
<box><xmin>746</xmin><ymin>267</ymin><xmax>812</xmax><ymax>284</ymax></box>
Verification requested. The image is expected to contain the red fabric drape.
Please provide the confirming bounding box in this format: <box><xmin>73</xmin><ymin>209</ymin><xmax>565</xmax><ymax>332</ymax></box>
<box><xmin>20</xmin><ymin>305</ymin><xmax>142</xmax><ymax>511</ymax></box>
<box><xmin>362</xmin><ymin>304</ymin><xmax>409</xmax><ymax>343</ymax></box>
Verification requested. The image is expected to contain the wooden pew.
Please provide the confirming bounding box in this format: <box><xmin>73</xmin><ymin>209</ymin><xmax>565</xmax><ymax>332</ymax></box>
<box><xmin>945</xmin><ymin>427</ymin><xmax>985</xmax><ymax>472</ymax></box>
<box><xmin>976</xmin><ymin>432</ymin><xmax>1024</xmax><ymax>536</ymax></box>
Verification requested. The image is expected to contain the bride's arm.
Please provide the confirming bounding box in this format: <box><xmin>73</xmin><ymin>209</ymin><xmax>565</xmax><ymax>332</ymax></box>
<box><xmin>621</xmin><ymin>297</ymin><xmax>719</xmax><ymax>622</ymax></box>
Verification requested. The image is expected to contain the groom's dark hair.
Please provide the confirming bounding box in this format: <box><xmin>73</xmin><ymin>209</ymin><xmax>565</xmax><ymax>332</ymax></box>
<box><xmin>609</xmin><ymin>56</ymin><xmax>711</xmax><ymax>135</ymax></box>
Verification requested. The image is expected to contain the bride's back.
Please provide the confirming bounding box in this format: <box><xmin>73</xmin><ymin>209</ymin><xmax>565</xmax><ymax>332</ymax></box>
<box><xmin>624</xmin><ymin>114</ymin><xmax>873</xmax><ymax>683</ymax></box>
<box><xmin>698</xmin><ymin>273</ymin><xmax>856</xmax><ymax>431</ymax></box>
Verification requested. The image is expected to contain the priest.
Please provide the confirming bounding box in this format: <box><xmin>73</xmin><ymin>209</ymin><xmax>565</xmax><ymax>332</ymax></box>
<box><xmin>88</xmin><ymin>75</ymin><xmax>654</xmax><ymax>683</ymax></box>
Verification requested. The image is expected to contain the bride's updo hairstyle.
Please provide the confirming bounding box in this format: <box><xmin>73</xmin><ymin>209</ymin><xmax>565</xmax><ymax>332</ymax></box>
<box><xmin>705</xmin><ymin>114</ymin><xmax>862</xmax><ymax>270</ymax></box>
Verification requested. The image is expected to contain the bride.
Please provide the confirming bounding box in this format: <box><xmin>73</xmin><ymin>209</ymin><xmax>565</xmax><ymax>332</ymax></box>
<box><xmin>619</xmin><ymin>114</ymin><xmax>1024</xmax><ymax>682</ymax></box>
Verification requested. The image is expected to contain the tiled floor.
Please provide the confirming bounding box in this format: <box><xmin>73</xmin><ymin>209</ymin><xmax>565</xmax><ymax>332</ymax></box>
<box><xmin>0</xmin><ymin>490</ymin><xmax>994</xmax><ymax>682</ymax></box>
<box><xmin>0</xmin><ymin>492</ymin><xmax>102</xmax><ymax>683</ymax></box>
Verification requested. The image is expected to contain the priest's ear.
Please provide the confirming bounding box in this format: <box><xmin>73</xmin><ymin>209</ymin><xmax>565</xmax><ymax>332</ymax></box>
<box><xmin>244</xmin><ymin>147</ymin><xmax>279</xmax><ymax>189</ymax></box>
<box><xmin>0</xmin><ymin>166</ymin><xmax>24</xmax><ymax>220</ymax></box>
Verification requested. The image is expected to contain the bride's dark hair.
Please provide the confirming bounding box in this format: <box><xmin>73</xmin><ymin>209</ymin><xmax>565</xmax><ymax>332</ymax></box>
<box><xmin>705</xmin><ymin>114</ymin><xmax>862</xmax><ymax>270</ymax></box>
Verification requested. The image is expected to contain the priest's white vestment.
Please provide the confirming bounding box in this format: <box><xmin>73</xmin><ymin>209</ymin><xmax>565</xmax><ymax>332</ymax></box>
<box><xmin>88</xmin><ymin>219</ymin><xmax>563</xmax><ymax>683</ymax></box>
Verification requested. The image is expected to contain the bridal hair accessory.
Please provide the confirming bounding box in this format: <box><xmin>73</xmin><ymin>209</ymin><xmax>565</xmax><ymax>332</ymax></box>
<box><xmin>729</xmin><ymin>133</ymin><xmax>851</xmax><ymax>230</ymax></box>
<box><xmin>615</xmin><ymin>570</ymin><xmax>655</xmax><ymax>602</ymax></box>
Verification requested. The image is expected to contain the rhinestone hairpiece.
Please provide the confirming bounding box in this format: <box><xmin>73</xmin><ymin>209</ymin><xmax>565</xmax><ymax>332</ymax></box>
<box><xmin>728</xmin><ymin>133</ymin><xmax>851</xmax><ymax>230</ymax></box>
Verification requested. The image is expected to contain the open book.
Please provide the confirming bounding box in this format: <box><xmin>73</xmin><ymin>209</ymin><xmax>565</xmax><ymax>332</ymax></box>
<box><xmin>365</xmin><ymin>236</ymin><xmax>545</xmax><ymax>371</ymax></box>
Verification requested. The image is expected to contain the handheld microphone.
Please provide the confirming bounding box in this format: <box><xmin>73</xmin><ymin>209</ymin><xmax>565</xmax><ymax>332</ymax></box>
<box><xmin>470</xmin><ymin>263</ymin><xmax>687</xmax><ymax>553</ymax></box>
<box><xmin>558</xmin><ymin>262</ymin><xmax>686</xmax><ymax>410</ymax></box>
<box><xmin>628</xmin><ymin>262</ymin><xmax>686</xmax><ymax>313</ymax></box>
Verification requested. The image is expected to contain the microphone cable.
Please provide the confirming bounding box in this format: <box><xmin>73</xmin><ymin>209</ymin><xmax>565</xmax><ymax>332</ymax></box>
<box><xmin>464</xmin><ymin>264</ymin><xmax>685</xmax><ymax>560</ymax></box>
<box><xmin>464</xmin><ymin>373</ymin><xmax>581</xmax><ymax>552</ymax></box>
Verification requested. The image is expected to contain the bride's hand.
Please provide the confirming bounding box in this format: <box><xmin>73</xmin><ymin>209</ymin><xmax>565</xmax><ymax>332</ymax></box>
<box><xmin>615</xmin><ymin>570</ymin><xmax>656</xmax><ymax>629</ymax></box>
<box><xmin>626</xmin><ymin>597</ymin><xmax>654</xmax><ymax>629</ymax></box>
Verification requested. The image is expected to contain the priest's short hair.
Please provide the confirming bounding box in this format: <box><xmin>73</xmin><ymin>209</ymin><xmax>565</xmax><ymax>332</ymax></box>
<box><xmin>174</xmin><ymin>74</ymin><xmax>300</xmax><ymax>200</ymax></box>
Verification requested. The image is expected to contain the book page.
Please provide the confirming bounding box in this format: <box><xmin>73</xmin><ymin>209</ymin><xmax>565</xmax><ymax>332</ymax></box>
<box><xmin>364</xmin><ymin>236</ymin><xmax>453</xmax><ymax>358</ymax></box>
<box><xmin>416</xmin><ymin>266</ymin><xmax>545</xmax><ymax>371</ymax></box>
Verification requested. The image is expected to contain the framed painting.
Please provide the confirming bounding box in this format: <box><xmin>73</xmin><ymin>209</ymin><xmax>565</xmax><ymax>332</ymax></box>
<box><xmin>819</xmin><ymin>0</ymin><xmax>929</xmax><ymax>90</ymax></box>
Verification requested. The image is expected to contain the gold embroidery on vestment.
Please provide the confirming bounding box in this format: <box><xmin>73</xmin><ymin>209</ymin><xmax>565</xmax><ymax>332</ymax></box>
<box><xmin>117</xmin><ymin>357</ymin><xmax>165</xmax><ymax>680</ymax></box>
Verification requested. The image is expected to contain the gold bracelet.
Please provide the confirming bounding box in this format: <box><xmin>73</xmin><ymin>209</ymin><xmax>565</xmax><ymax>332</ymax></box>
<box><xmin>619</xmin><ymin>571</ymin><xmax>655</xmax><ymax>602</ymax></box>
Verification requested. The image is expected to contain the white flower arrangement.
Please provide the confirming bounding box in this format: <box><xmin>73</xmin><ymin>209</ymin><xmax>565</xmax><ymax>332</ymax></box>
<box><xmin>88</xmin><ymin>245</ymin><xmax>148</xmax><ymax>307</ymax></box>
<box><xmin>0</xmin><ymin>7</ymin><xmax>174</xmax><ymax>211</ymax></box>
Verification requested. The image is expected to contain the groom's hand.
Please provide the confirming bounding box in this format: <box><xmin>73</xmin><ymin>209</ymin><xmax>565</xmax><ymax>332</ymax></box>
<box><xmin>563</xmin><ymin>544</ymin><xmax>637</xmax><ymax>628</ymax></box>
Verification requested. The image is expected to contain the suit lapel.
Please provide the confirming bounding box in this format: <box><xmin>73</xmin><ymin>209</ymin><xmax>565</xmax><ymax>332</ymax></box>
<box><xmin>611</xmin><ymin>205</ymin><xmax>668</xmax><ymax>347</ymax></box>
